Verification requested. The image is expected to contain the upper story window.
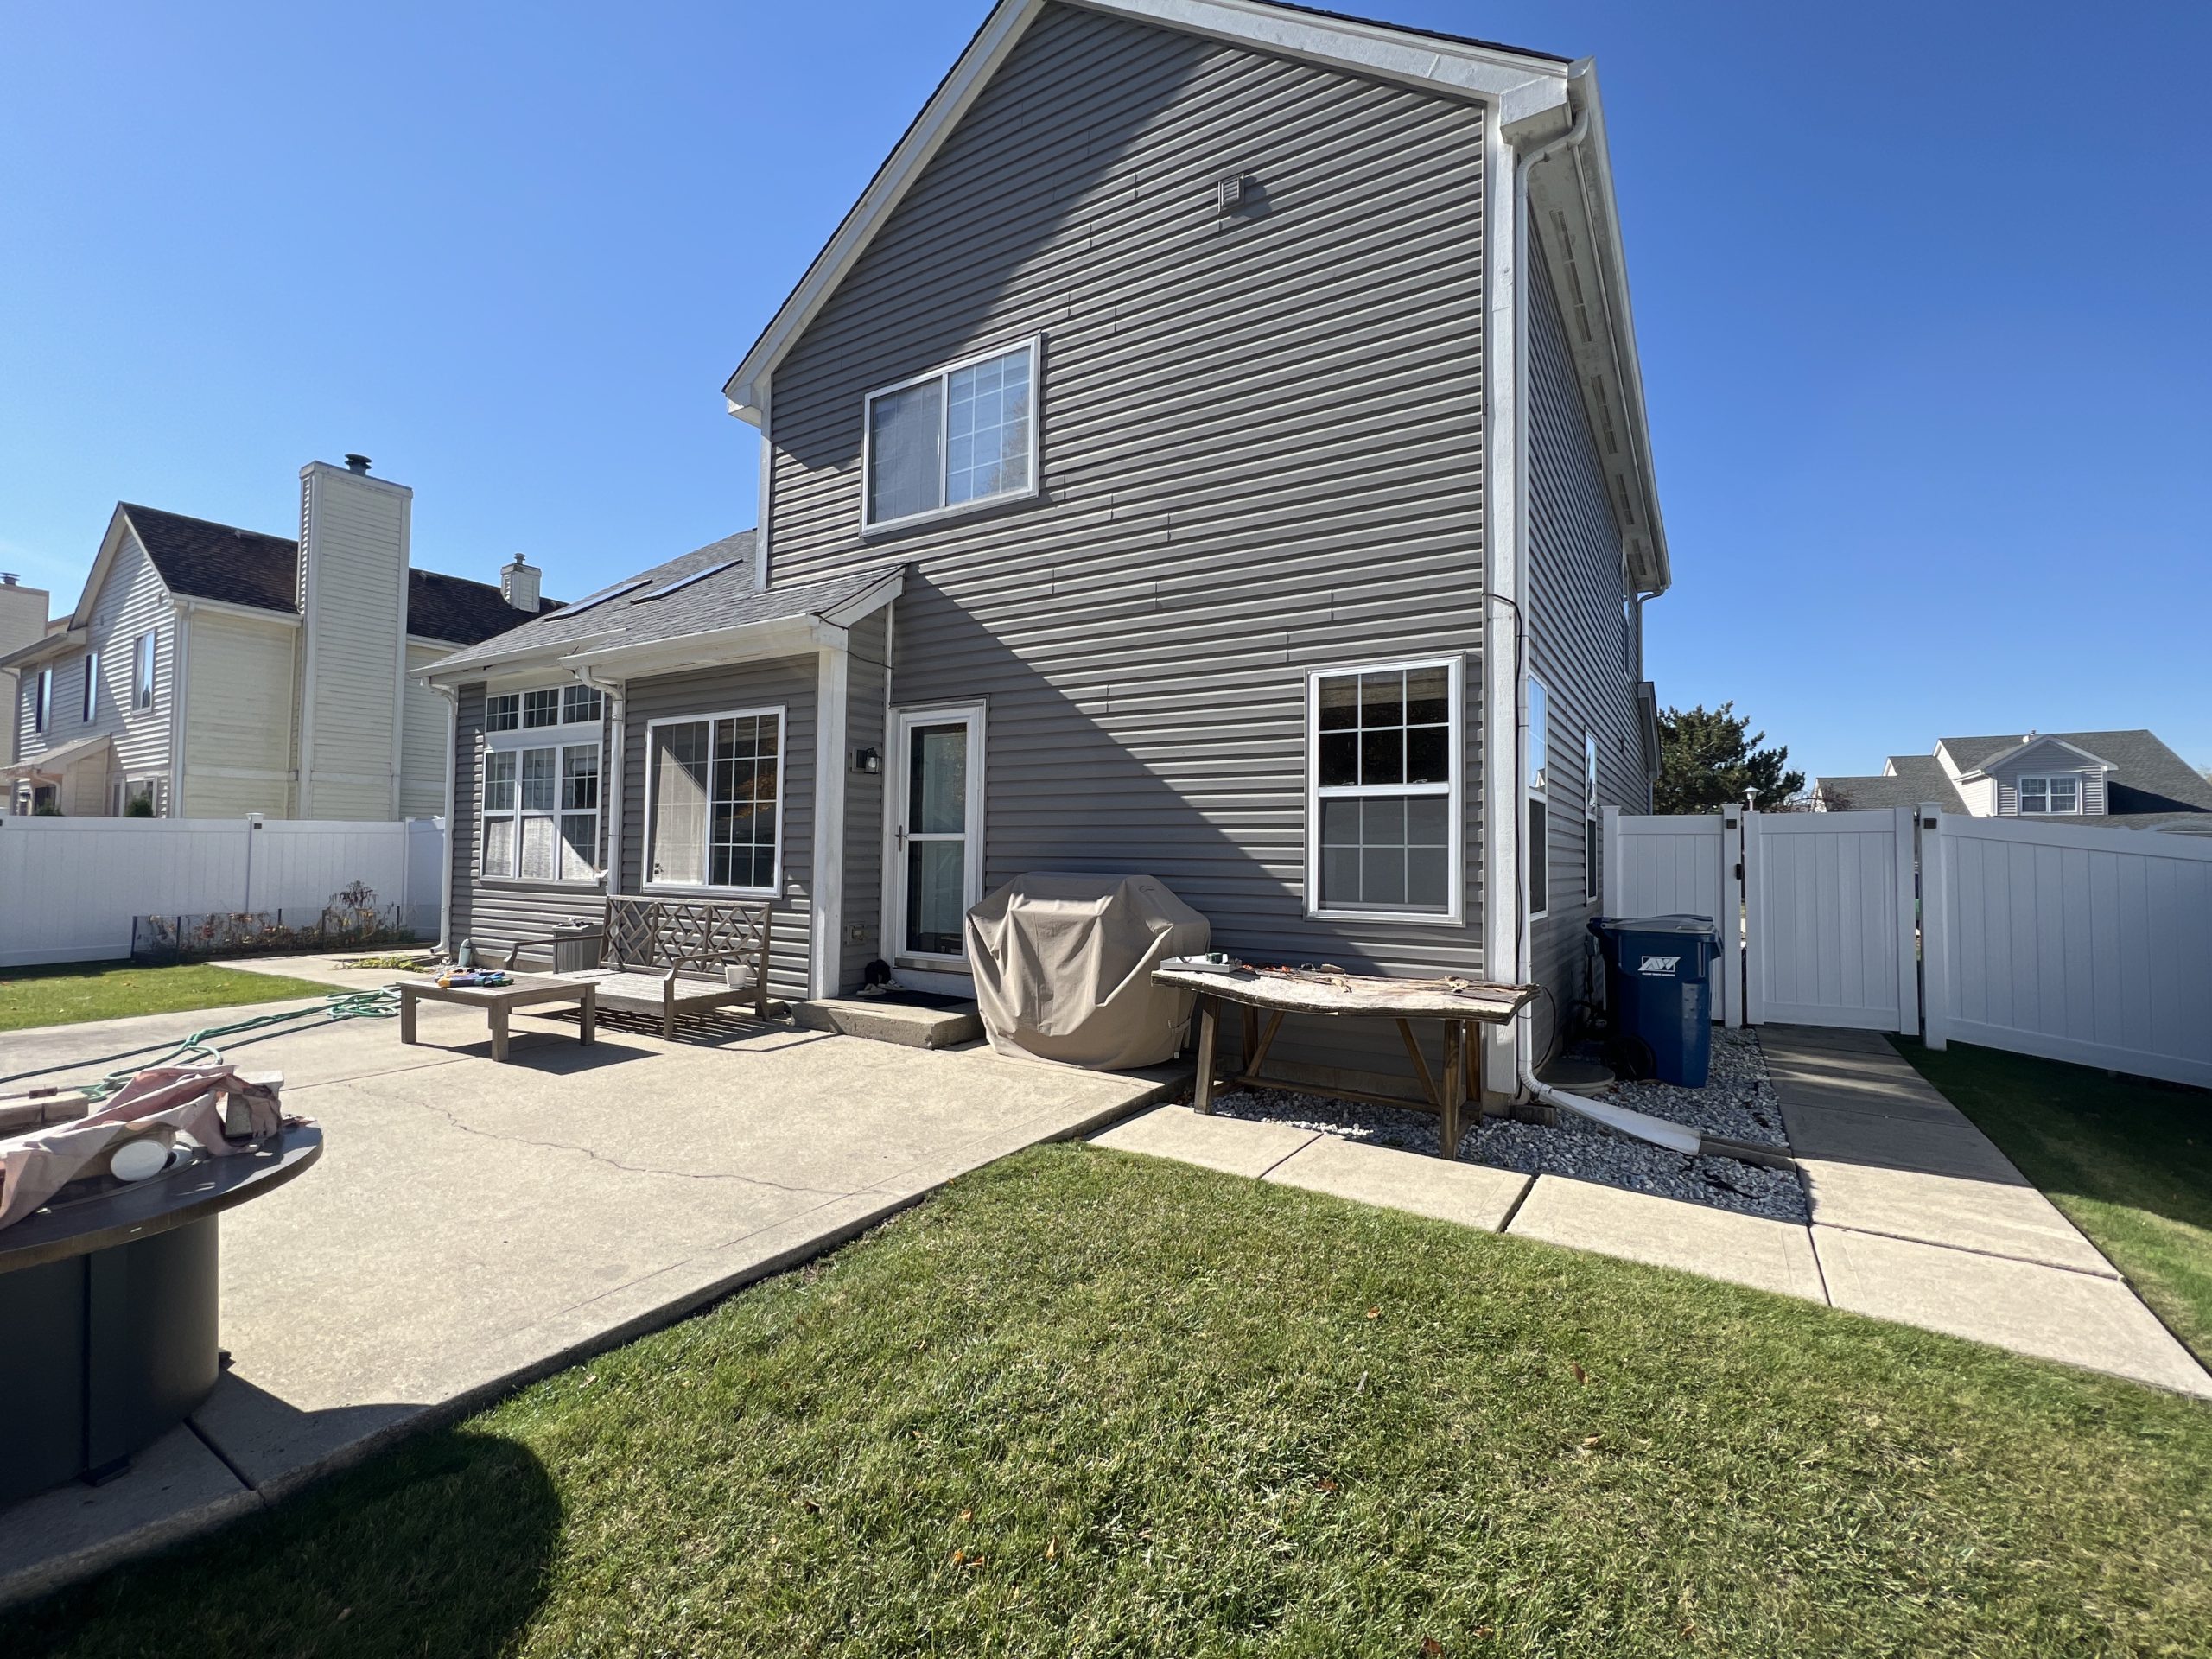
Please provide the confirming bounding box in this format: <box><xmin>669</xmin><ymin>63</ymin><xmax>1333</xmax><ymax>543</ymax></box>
<box><xmin>134</xmin><ymin>632</ymin><xmax>156</xmax><ymax>711</ymax></box>
<box><xmin>81</xmin><ymin>650</ymin><xmax>100</xmax><ymax>722</ymax></box>
<box><xmin>2018</xmin><ymin>774</ymin><xmax>2081</xmax><ymax>815</ymax></box>
<box><xmin>1306</xmin><ymin>657</ymin><xmax>1462</xmax><ymax>922</ymax></box>
<box><xmin>863</xmin><ymin>340</ymin><xmax>1039</xmax><ymax>531</ymax></box>
<box><xmin>34</xmin><ymin>667</ymin><xmax>51</xmax><ymax>733</ymax></box>
<box><xmin>486</xmin><ymin>683</ymin><xmax>601</xmax><ymax>734</ymax></box>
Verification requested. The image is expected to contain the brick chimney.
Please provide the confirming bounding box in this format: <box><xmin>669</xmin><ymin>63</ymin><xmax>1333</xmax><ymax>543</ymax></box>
<box><xmin>501</xmin><ymin>556</ymin><xmax>542</xmax><ymax>613</ymax></box>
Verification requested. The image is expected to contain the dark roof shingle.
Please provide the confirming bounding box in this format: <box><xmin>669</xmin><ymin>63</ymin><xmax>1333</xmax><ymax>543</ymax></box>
<box><xmin>119</xmin><ymin>502</ymin><xmax>555</xmax><ymax>645</ymax></box>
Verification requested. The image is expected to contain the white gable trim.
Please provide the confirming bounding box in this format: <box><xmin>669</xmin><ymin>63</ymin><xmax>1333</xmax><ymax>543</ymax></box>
<box><xmin>721</xmin><ymin>0</ymin><xmax>1567</xmax><ymax>422</ymax></box>
<box><xmin>65</xmin><ymin>508</ymin><xmax>170</xmax><ymax>632</ymax></box>
<box><xmin>1957</xmin><ymin>734</ymin><xmax>2115</xmax><ymax>779</ymax></box>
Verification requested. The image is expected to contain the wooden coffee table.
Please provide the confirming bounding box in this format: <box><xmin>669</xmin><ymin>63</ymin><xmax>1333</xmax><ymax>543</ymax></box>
<box><xmin>397</xmin><ymin>975</ymin><xmax>597</xmax><ymax>1063</ymax></box>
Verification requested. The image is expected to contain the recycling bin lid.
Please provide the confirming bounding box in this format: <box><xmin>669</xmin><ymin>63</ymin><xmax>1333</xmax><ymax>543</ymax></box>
<box><xmin>1589</xmin><ymin>913</ymin><xmax>1720</xmax><ymax>938</ymax></box>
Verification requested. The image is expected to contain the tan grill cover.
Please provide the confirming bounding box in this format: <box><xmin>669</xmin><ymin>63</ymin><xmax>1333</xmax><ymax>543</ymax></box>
<box><xmin>966</xmin><ymin>873</ymin><xmax>1211</xmax><ymax>1070</ymax></box>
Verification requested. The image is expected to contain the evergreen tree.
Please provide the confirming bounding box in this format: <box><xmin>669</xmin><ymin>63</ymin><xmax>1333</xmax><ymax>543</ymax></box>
<box><xmin>1655</xmin><ymin>702</ymin><xmax>1806</xmax><ymax>814</ymax></box>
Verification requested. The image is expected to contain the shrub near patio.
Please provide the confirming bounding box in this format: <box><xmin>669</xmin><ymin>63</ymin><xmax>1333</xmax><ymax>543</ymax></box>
<box><xmin>20</xmin><ymin>1145</ymin><xmax>2212</xmax><ymax>1658</ymax></box>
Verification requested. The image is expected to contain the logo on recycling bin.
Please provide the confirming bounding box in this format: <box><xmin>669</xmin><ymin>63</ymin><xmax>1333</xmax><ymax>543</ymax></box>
<box><xmin>1637</xmin><ymin>955</ymin><xmax>1680</xmax><ymax>975</ymax></box>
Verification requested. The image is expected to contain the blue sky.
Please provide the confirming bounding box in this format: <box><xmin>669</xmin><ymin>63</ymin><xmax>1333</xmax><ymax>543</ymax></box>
<box><xmin>3</xmin><ymin>1</ymin><xmax>2206</xmax><ymax>782</ymax></box>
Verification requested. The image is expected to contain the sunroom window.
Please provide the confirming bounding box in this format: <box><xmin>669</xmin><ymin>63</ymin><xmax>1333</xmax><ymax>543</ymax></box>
<box><xmin>645</xmin><ymin>709</ymin><xmax>783</xmax><ymax>893</ymax></box>
<box><xmin>479</xmin><ymin>684</ymin><xmax>603</xmax><ymax>881</ymax></box>
<box><xmin>1307</xmin><ymin>658</ymin><xmax>1460</xmax><ymax>918</ymax></box>
<box><xmin>864</xmin><ymin>340</ymin><xmax>1037</xmax><ymax>531</ymax></box>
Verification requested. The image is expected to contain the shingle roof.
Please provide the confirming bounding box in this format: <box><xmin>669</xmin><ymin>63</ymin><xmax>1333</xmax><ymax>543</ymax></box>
<box><xmin>1820</xmin><ymin>730</ymin><xmax>2212</xmax><ymax>829</ymax></box>
<box><xmin>418</xmin><ymin>532</ymin><xmax>896</xmax><ymax>677</ymax></box>
<box><xmin>122</xmin><ymin>504</ymin><xmax>299</xmax><ymax>613</ymax></box>
<box><xmin>118</xmin><ymin>502</ymin><xmax>556</xmax><ymax>645</ymax></box>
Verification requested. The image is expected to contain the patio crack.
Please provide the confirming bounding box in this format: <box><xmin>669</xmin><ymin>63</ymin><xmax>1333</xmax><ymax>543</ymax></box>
<box><xmin>391</xmin><ymin>1098</ymin><xmax>855</xmax><ymax>1198</ymax></box>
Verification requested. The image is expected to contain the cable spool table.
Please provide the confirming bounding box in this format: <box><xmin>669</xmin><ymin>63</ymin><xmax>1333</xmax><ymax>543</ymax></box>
<box><xmin>1151</xmin><ymin>964</ymin><xmax>1536</xmax><ymax>1159</ymax></box>
<box><xmin>0</xmin><ymin>1125</ymin><xmax>321</xmax><ymax>1504</ymax></box>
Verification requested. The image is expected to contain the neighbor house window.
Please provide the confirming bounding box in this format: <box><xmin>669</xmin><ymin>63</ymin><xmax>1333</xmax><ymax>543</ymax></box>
<box><xmin>480</xmin><ymin>685</ymin><xmax>603</xmax><ymax>881</ymax></box>
<box><xmin>863</xmin><ymin>340</ymin><xmax>1038</xmax><ymax>531</ymax></box>
<box><xmin>1527</xmin><ymin>677</ymin><xmax>1549</xmax><ymax>920</ymax></box>
<box><xmin>2018</xmin><ymin>774</ymin><xmax>2080</xmax><ymax>815</ymax></box>
<box><xmin>1306</xmin><ymin>657</ymin><xmax>1462</xmax><ymax>920</ymax></box>
<box><xmin>134</xmin><ymin>632</ymin><xmax>156</xmax><ymax>711</ymax></box>
<box><xmin>645</xmin><ymin>709</ymin><xmax>784</xmax><ymax>893</ymax></box>
<box><xmin>34</xmin><ymin>667</ymin><xmax>50</xmax><ymax>733</ymax></box>
<box><xmin>82</xmin><ymin>649</ymin><xmax>99</xmax><ymax>722</ymax></box>
<box><xmin>1584</xmin><ymin>731</ymin><xmax>1601</xmax><ymax>902</ymax></box>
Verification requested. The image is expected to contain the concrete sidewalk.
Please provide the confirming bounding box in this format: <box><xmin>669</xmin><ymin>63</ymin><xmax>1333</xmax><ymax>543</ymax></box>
<box><xmin>1096</xmin><ymin>1027</ymin><xmax>2211</xmax><ymax>1400</ymax></box>
<box><xmin>0</xmin><ymin>993</ymin><xmax>1175</xmax><ymax>1607</ymax></box>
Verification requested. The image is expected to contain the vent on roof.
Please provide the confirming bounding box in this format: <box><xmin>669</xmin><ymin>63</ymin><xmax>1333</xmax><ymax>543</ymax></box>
<box><xmin>560</xmin><ymin>576</ymin><xmax>651</xmax><ymax>617</ymax></box>
<box><xmin>636</xmin><ymin>561</ymin><xmax>735</xmax><ymax>601</ymax></box>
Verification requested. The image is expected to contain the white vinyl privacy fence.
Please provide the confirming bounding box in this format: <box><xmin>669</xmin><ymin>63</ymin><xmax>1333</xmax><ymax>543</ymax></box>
<box><xmin>1605</xmin><ymin>804</ymin><xmax>2212</xmax><ymax>1088</ymax></box>
<box><xmin>0</xmin><ymin>815</ymin><xmax>444</xmax><ymax>968</ymax></box>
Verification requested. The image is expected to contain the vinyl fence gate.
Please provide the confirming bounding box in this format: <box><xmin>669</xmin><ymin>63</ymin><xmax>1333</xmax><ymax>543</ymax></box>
<box><xmin>1602</xmin><ymin>803</ymin><xmax>2212</xmax><ymax>1089</ymax></box>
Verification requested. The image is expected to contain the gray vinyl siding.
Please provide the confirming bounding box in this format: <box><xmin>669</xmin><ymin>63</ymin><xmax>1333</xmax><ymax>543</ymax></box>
<box><xmin>1989</xmin><ymin>758</ymin><xmax>2107</xmax><ymax>817</ymax></box>
<box><xmin>448</xmin><ymin>682</ymin><xmax>610</xmax><ymax>952</ymax></box>
<box><xmin>766</xmin><ymin>2</ymin><xmax>1487</xmax><ymax>1077</ymax></box>
<box><xmin>840</xmin><ymin>610</ymin><xmax>889</xmax><ymax>988</ymax></box>
<box><xmin>1525</xmin><ymin>234</ymin><xmax>1644</xmax><ymax>1043</ymax></box>
<box><xmin>618</xmin><ymin>659</ymin><xmax>815</xmax><ymax>1005</ymax></box>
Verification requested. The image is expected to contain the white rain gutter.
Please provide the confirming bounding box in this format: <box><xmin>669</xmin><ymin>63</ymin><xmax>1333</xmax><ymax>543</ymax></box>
<box><xmin>1499</xmin><ymin>70</ymin><xmax>1712</xmax><ymax>1163</ymax></box>
<box><xmin>569</xmin><ymin>664</ymin><xmax>626</xmax><ymax>894</ymax></box>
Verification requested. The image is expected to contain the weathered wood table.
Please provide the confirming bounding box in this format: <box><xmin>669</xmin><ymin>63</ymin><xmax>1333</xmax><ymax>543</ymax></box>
<box><xmin>1150</xmin><ymin>965</ymin><xmax>1537</xmax><ymax>1159</ymax></box>
<box><xmin>397</xmin><ymin>975</ymin><xmax>597</xmax><ymax>1063</ymax></box>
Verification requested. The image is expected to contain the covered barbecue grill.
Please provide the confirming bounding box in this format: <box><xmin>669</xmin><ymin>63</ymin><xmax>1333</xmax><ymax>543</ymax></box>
<box><xmin>965</xmin><ymin>873</ymin><xmax>1210</xmax><ymax>1070</ymax></box>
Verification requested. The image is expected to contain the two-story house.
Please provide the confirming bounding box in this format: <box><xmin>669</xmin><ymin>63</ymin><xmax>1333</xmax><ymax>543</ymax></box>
<box><xmin>3</xmin><ymin>457</ymin><xmax>557</xmax><ymax>819</ymax></box>
<box><xmin>0</xmin><ymin>574</ymin><xmax>51</xmax><ymax>776</ymax></box>
<box><xmin>1816</xmin><ymin>730</ymin><xmax>2212</xmax><ymax>831</ymax></box>
<box><xmin>421</xmin><ymin>0</ymin><xmax>1674</xmax><ymax>1092</ymax></box>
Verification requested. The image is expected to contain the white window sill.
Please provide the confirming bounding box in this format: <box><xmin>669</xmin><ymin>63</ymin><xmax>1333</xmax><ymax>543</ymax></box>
<box><xmin>480</xmin><ymin>875</ymin><xmax>602</xmax><ymax>890</ymax></box>
<box><xmin>1306</xmin><ymin>906</ymin><xmax>1465</xmax><ymax>927</ymax></box>
<box><xmin>861</xmin><ymin>482</ymin><xmax>1039</xmax><ymax>539</ymax></box>
<box><xmin>640</xmin><ymin>882</ymin><xmax>779</xmax><ymax>901</ymax></box>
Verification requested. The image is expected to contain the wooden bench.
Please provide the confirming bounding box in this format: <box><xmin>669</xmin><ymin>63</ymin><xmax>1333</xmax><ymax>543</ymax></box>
<box><xmin>490</xmin><ymin>895</ymin><xmax>774</xmax><ymax>1038</ymax></box>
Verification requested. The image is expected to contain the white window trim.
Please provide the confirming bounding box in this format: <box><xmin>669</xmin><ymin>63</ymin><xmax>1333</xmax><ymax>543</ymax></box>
<box><xmin>479</xmin><ymin>702</ymin><xmax>606</xmax><ymax>888</ymax></box>
<box><xmin>860</xmin><ymin>335</ymin><xmax>1042</xmax><ymax>535</ymax></box>
<box><xmin>1584</xmin><ymin>730</ymin><xmax>1601</xmax><ymax>903</ymax></box>
<box><xmin>2017</xmin><ymin>772</ymin><xmax>2082</xmax><ymax>816</ymax></box>
<box><xmin>134</xmin><ymin>632</ymin><xmax>156</xmax><ymax>712</ymax></box>
<box><xmin>1303</xmin><ymin>654</ymin><xmax>1465</xmax><ymax>926</ymax></box>
<box><xmin>640</xmin><ymin>706</ymin><xmax>787</xmax><ymax>899</ymax></box>
<box><xmin>34</xmin><ymin>667</ymin><xmax>51</xmax><ymax>733</ymax></box>
<box><xmin>1526</xmin><ymin>675</ymin><xmax>1550</xmax><ymax>923</ymax></box>
<box><xmin>82</xmin><ymin>649</ymin><xmax>99</xmax><ymax>723</ymax></box>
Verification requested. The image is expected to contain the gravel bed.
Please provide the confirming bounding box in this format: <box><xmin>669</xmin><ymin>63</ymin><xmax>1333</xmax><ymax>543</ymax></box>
<box><xmin>1200</xmin><ymin>1027</ymin><xmax>1808</xmax><ymax>1224</ymax></box>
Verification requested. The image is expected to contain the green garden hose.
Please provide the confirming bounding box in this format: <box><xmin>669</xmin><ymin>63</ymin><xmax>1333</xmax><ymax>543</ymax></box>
<box><xmin>81</xmin><ymin>986</ymin><xmax>404</xmax><ymax>1099</ymax></box>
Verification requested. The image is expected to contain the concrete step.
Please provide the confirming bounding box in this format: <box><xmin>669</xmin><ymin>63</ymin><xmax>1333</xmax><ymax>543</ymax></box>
<box><xmin>794</xmin><ymin>996</ymin><xmax>983</xmax><ymax>1049</ymax></box>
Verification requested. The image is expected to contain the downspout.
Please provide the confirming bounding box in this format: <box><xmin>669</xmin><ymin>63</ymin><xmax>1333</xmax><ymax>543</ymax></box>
<box><xmin>431</xmin><ymin>681</ymin><xmax>458</xmax><ymax>954</ymax></box>
<box><xmin>1498</xmin><ymin>69</ymin><xmax>1703</xmax><ymax>1158</ymax></box>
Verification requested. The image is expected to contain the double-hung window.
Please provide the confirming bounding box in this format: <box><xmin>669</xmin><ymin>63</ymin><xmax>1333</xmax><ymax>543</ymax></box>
<box><xmin>863</xmin><ymin>339</ymin><xmax>1038</xmax><ymax>531</ymax></box>
<box><xmin>2018</xmin><ymin>774</ymin><xmax>2079</xmax><ymax>815</ymax></box>
<box><xmin>1527</xmin><ymin>677</ymin><xmax>1550</xmax><ymax>920</ymax></box>
<box><xmin>645</xmin><ymin>709</ymin><xmax>784</xmax><ymax>893</ymax></box>
<box><xmin>1307</xmin><ymin>658</ymin><xmax>1462</xmax><ymax>920</ymax></box>
<box><xmin>134</xmin><ymin>632</ymin><xmax>156</xmax><ymax>711</ymax></box>
<box><xmin>82</xmin><ymin>649</ymin><xmax>99</xmax><ymax>722</ymax></box>
<box><xmin>1584</xmin><ymin>731</ymin><xmax>1601</xmax><ymax>902</ymax></box>
<box><xmin>480</xmin><ymin>683</ymin><xmax>604</xmax><ymax>881</ymax></box>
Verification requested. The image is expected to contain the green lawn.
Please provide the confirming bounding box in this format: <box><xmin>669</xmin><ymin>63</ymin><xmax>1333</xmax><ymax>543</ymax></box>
<box><xmin>0</xmin><ymin>961</ymin><xmax>337</xmax><ymax>1033</ymax></box>
<box><xmin>1893</xmin><ymin>1037</ymin><xmax>2212</xmax><ymax>1366</ymax></box>
<box><xmin>19</xmin><ymin>1146</ymin><xmax>2212</xmax><ymax>1658</ymax></box>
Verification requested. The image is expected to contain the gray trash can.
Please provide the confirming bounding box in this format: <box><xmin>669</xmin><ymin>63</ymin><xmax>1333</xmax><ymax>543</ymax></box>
<box><xmin>551</xmin><ymin>919</ymin><xmax>600</xmax><ymax>976</ymax></box>
<box><xmin>1587</xmin><ymin>914</ymin><xmax>1721</xmax><ymax>1087</ymax></box>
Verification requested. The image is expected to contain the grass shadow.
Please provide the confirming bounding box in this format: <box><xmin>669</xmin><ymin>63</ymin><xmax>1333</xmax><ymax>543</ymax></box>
<box><xmin>13</xmin><ymin>1426</ymin><xmax>563</xmax><ymax>1659</ymax></box>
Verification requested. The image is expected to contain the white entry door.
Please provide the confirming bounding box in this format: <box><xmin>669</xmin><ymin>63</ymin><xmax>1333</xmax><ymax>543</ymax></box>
<box><xmin>889</xmin><ymin>706</ymin><xmax>985</xmax><ymax>965</ymax></box>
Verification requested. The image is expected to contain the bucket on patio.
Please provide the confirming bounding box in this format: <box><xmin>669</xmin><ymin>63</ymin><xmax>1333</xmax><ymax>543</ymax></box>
<box><xmin>1587</xmin><ymin>914</ymin><xmax>1721</xmax><ymax>1087</ymax></box>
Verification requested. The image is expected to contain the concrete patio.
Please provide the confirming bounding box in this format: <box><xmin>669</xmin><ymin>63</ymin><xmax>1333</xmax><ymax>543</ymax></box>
<box><xmin>1096</xmin><ymin>1024</ymin><xmax>2212</xmax><ymax>1400</ymax></box>
<box><xmin>0</xmin><ymin>975</ymin><xmax>1174</xmax><ymax>1607</ymax></box>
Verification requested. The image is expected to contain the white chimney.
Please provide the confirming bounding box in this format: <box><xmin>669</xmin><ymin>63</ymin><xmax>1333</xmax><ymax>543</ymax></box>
<box><xmin>296</xmin><ymin>458</ymin><xmax>412</xmax><ymax>818</ymax></box>
<box><xmin>501</xmin><ymin>556</ymin><xmax>541</xmax><ymax>613</ymax></box>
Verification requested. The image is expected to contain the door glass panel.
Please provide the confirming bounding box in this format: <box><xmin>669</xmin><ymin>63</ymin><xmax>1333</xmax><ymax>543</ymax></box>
<box><xmin>910</xmin><ymin>724</ymin><xmax>968</xmax><ymax>834</ymax></box>
<box><xmin>906</xmin><ymin>839</ymin><xmax>966</xmax><ymax>957</ymax></box>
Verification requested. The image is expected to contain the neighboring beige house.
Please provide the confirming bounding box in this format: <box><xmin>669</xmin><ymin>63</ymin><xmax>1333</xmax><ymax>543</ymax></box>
<box><xmin>3</xmin><ymin>457</ymin><xmax>556</xmax><ymax>818</ymax></box>
<box><xmin>0</xmin><ymin>574</ymin><xmax>52</xmax><ymax>774</ymax></box>
<box><xmin>1816</xmin><ymin>730</ymin><xmax>2212</xmax><ymax>832</ymax></box>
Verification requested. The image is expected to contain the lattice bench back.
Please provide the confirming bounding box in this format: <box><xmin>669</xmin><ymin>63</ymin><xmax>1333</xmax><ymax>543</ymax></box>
<box><xmin>602</xmin><ymin>894</ymin><xmax>771</xmax><ymax>978</ymax></box>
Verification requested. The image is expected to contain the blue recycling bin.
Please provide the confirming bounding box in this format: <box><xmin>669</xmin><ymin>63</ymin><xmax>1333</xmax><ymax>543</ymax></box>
<box><xmin>1587</xmin><ymin>914</ymin><xmax>1722</xmax><ymax>1087</ymax></box>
